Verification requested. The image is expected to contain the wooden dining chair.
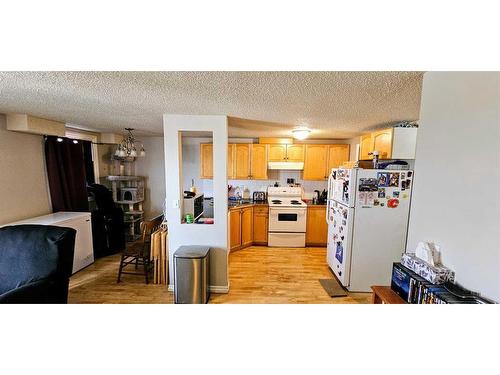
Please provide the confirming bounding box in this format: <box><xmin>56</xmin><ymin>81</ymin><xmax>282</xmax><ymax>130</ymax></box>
<box><xmin>117</xmin><ymin>215</ymin><xmax>163</xmax><ymax>284</ymax></box>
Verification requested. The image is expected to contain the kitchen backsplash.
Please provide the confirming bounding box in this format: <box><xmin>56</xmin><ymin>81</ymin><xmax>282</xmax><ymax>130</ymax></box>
<box><xmin>201</xmin><ymin>170</ymin><xmax>327</xmax><ymax>199</ymax></box>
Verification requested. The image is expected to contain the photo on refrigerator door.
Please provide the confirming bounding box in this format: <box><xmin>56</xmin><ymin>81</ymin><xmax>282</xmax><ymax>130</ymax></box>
<box><xmin>377</xmin><ymin>172</ymin><xmax>390</xmax><ymax>187</ymax></box>
<box><xmin>388</xmin><ymin>173</ymin><xmax>400</xmax><ymax>187</ymax></box>
<box><xmin>358</xmin><ymin>178</ymin><xmax>378</xmax><ymax>192</ymax></box>
<box><xmin>335</xmin><ymin>241</ymin><xmax>344</xmax><ymax>263</ymax></box>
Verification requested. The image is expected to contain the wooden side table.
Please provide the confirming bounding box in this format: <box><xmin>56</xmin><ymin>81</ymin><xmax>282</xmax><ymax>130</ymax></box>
<box><xmin>371</xmin><ymin>286</ymin><xmax>406</xmax><ymax>304</ymax></box>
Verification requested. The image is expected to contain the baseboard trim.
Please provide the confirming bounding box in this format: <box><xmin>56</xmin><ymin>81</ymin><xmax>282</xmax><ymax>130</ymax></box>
<box><xmin>167</xmin><ymin>284</ymin><xmax>230</xmax><ymax>294</ymax></box>
<box><xmin>209</xmin><ymin>285</ymin><xmax>229</xmax><ymax>293</ymax></box>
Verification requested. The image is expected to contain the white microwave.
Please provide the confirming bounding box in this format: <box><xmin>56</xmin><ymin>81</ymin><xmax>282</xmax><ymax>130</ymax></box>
<box><xmin>183</xmin><ymin>193</ymin><xmax>204</xmax><ymax>221</ymax></box>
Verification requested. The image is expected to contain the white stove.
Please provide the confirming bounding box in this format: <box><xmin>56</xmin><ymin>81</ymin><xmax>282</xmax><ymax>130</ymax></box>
<box><xmin>267</xmin><ymin>186</ymin><xmax>307</xmax><ymax>247</ymax></box>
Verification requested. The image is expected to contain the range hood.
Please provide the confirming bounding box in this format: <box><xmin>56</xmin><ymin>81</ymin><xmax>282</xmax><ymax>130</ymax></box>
<box><xmin>268</xmin><ymin>161</ymin><xmax>304</xmax><ymax>170</ymax></box>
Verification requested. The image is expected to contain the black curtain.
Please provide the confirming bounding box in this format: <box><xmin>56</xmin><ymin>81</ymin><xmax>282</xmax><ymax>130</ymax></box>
<box><xmin>45</xmin><ymin>136</ymin><xmax>89</xmax><ymax>212</ymax></box>
<box><xmin>82</xmin><ymin>141</ymin><xmax>96</xmax><ymax>184</ymax></box>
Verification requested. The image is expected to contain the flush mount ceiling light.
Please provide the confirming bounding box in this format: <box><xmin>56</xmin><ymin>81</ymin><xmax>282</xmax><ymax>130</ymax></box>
<box><xmin>114</xmin><ymin>128</ymin><xmax>146</xmax><ymax>160</ymax></box>
<box><xmin>291</xmin><ymin>127</ymin><xmax>312</xmax><ymax>140</ymax></box>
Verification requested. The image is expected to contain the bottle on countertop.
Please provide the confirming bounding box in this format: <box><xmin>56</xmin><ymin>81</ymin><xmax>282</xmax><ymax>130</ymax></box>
<box><xmin>189</xmin><ymin>178</ymin><xmax>197</xmax><ymax>194</ymax></box>
<box><xmin>242</xmin><ymin>186</ymin><xmax>250</xmax><ymax>200</ymax></box>
<box><xmin>234</xmin><ymin>186</ymin><xmax>242</xmax><ymax>199</ymax></box>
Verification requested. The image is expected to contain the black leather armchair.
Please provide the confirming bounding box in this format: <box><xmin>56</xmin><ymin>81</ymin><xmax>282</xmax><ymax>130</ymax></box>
<box><xmin>0</xmin><ymin>225</ymin><xmax>76</xmax><ymax>304</ymax></box>
<box><xmin>87</xmin><ymin>183</ymin><xmax>125</xmax><ymax>258</ymax></box>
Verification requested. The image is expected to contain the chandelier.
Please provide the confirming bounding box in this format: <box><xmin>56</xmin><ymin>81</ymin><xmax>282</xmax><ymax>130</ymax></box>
<box><xmin>114</xmin><ymin>128</ymin><xmax>146</xmax><ymax>159</ymax></box>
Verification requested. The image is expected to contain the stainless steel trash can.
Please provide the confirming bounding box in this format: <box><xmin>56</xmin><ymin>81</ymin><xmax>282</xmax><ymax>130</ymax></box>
<box><xmin>174</xmin><ymin>246</ymin><xmax>210</xmax><ymax>304</ymax></box>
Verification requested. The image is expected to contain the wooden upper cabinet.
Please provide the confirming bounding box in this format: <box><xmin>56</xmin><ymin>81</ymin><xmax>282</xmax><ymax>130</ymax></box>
<box><xmin>303</xmin><ymin>144</ymin><xmax>329</xmax><ymax>180</ymax></box>
<box><xmin>250</xmin><ymin>144</ymin><xmax>268</xmax><ymax>179</ymax></box>
<box><xmin>268</xmin><ymin>144</ymin><xmax>287</xmax><ymax>162</ymax></box>
<box><xmin>227</xmin><ymin>144</ymin><xmax>235</xmax><ymax>179</ymax></box>
<box><xmin>267</xmin><ymin>144</ymin><xmax>304</xmax><ymax>162</ymax></box>
<box><xmin>200</xmin><ymin>143</ymin><xmax>213</xmax><ymax>179</ymax></box>
<box><xmin>286</xmin><ymin>144</ymin><xmax>305</xmax><ymax>162</ymax></box>
<box><xmin>372</xmin><ymin>128</ymin><xmax>393</xmax><ymax>159</ymax></box>
<box><xmin>328</xmin><ymin>144</ymin><xmax>350</xmax><ymax>171</ymax></box>
<box><xmin>359</xmin><ymin>128</ymin><xmax>394</xmax><ymax>160</ymax></box>
<box><xmin>359</xmin><ymin>134</ymin><xmax>373</xmax><ymax>160</ymax></box>
<box><xmin>240</xmin><ymin>206</ymin><xmax>254</xmax><ymax>247</ymax></box>
<box><xmin>234</xmin><ymin>144</ymin><xmax>251</xmax><ymax>179</ymax></box>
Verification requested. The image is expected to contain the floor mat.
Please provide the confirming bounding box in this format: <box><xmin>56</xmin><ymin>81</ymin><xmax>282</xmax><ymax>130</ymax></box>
<box><xmin>319</xmin><ymin>278</ymin><xmax>348</xmax><ymax>297</ymax></box>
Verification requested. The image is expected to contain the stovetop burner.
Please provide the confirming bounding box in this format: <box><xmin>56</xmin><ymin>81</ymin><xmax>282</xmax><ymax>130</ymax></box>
<box><xmin>290</xmin><ymin>200</ymin><xmax>301</xmax><ymax>205</ymax></box>
<box><xmin>271</xmin><ymin>200</ymin><xmax>282</xmax><ymax>204</ymax></box>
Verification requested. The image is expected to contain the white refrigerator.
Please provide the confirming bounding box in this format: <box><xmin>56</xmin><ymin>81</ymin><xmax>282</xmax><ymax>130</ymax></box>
<box><xmin>326</xmin><ymin>168</ymin><xmax>414</xmax><ymax>292</ymax></box>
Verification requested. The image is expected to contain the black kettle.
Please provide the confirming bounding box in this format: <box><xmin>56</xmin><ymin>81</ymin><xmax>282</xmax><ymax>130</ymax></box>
<box><xmin>319</xmin><ymin>189</ymin><xmax>327</xmax><ymax>204</ymax></box>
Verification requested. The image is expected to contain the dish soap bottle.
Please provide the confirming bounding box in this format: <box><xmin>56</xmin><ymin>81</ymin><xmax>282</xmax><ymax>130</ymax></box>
<box><xmin>243</xmin><ymin>186</ymin><xmax>250</xmax><ymax>200</ymax></box>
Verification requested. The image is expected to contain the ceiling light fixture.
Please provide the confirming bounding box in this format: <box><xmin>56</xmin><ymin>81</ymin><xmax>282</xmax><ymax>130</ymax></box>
<box><xmin>291</xmin><ymin>127</ymin><xmax>312</xmax><ymax>140</ymax></box>
<box><xmin>114</xmin><ymin>128</ymin><xmax>146</xmax><ymax>160</ymax></box>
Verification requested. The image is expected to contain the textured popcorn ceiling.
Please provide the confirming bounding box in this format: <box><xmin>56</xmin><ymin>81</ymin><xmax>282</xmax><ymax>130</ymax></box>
<box><xmin>0</xmin><ymin>71</ymin><xmax>423</xmax><ymax>139</ymax></box>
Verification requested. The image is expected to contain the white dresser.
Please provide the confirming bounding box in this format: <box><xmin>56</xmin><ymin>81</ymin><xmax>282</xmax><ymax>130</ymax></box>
<box><xmin>6</xmin><ymin>212</ymin><xmax>95</xmax><ymax>274</ymax></box>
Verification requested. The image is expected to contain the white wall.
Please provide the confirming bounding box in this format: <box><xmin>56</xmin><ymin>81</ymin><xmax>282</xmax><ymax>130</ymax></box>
<box><xmin>164</xmin><ymin>115</ymin><xmax>229</xmax><ymax>291</ymax></box>
<box><xmin>135</xmin><ymin>136</ymin><xmax>166</xmax><ymax>219</ymax></box>
<box><xmin>0</xmin><ymin>114</ymin><xmax>52</xmax><ymax>224</ymax></box>
<box><xmin>347</xmin><ymin>136</ymin><xmax>360</xmax><ymax>161</ymax></box>
<box><xmin>407</xmin><ymin>72</ymin><xmax>500</xmax><ymax>302</ymax></box>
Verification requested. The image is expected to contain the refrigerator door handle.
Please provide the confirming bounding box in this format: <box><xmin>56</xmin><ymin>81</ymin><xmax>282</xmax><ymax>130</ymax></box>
<box><xmin>327</xmin><ymin>170</ymin><xmax>334</xmax><ymax>199</ymax></box>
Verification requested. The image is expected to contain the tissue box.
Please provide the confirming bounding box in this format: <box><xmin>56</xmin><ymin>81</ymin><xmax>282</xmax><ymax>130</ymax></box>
<box><xmin>401</xmin><ymin>253</ymin><xmax>455</xmax><ymax>284</ymax></box>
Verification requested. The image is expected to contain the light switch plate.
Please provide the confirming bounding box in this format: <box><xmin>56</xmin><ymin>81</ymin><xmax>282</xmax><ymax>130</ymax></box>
<box><xmin>173</xmin><ymin>199</ymin><xmax>180</xmax><ymax>208</ymax></box>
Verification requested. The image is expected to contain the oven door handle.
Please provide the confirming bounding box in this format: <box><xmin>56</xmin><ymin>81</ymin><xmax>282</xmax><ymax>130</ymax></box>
<box><xmin>270</xmin><ymin>207</ymin><xmax>306</xmax><ymax>212</ymax></box>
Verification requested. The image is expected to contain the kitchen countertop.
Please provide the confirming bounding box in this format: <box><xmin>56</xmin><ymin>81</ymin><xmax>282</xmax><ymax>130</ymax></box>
<box><xmin>228</xmin><ymin>199</ymin><xmax>268</xmax><ymax>210</ymax></box>
<box><xmin>303</xmin><ymin>200</ymin><xmax>327</xmax><ymax>206</ymax></box>
<box><xmin>228</xmin><ymin>199</ymin><xmax>327</xmax><ymax>210</ymax></box>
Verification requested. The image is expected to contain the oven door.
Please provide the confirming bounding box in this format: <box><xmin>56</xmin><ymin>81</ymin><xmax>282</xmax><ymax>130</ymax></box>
<box><xmin>269</xmin><ymin>207</ymin><xmax>307</xmax><ymax>233</ymax></box>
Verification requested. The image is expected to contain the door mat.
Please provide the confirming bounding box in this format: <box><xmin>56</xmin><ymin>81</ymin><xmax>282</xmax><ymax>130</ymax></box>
<box><xmin>319</xmin><ymin>279</ymin><xmax>348</xmax><ymax>297</ymax></box>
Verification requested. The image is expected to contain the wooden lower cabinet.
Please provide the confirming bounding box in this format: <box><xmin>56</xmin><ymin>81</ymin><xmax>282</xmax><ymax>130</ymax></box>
<box><xmin>253</xmin><ymin>206</ymin><xmax>269</xmax><ymax>245</ymax></box>
<box><xmin>241</xmin><ymin>206</ymin><xmax>254</xmax><ymax>247</ymax></box>
<box><xmin>229</xmin><ymin>206</ymin><xmax>255</xmax><ymax>252</ymax></box>
<box><xmin>306</xmin><ymin>205</ymin><xmax>328</xmax><ymax>246</ymax></box>
<box><xmin>229</xmin><ymin>209</ymin><xmax>242</xmax><ymax>252</ymax></box>
<box><xmin>230</xmin><ymin>204</ymin><xmax>328</xmax><ymax>249</ymax></box>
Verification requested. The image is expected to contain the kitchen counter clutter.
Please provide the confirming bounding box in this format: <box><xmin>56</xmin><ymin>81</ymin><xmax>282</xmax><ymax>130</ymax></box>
<box><xmin>228</xmin><ymin>199</ymin><xmax>268</xmax><ymax>210</ymax></box>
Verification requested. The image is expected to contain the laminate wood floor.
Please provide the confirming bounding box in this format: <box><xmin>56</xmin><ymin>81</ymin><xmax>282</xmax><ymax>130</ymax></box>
<box><xmin>69</xmin><ymin>246</ymin><xmax>372</xmax><ymax>304</ymax></box>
